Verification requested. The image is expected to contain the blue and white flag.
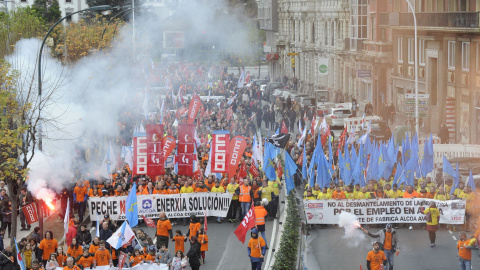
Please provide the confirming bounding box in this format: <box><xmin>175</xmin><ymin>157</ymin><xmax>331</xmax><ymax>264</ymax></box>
<box><xmin>227</xmin><ymin>94</ymin><xmax>237</xmax><ymax>106</ymax></box>
<box><xmin>107</xmin><ymin>222</ymin><xmax>135</xmax><ymax>250</ymax></box>
<box><xmin>126</xmin><ymin>182</ymin><xmax>138</xmax><ymax>227</ymax></box>
<box><xmin>96</xmin><ymin>213</ymin><xmax>100</xmax><ymax>237</ymax></box>
<box><xmin>15</xmin><ymin>238</ymin><xmax>25</xmax><ymax>270</ymax></box>
<box><xmin>237</xmin><ymin>70</ymin><xmax>245</xmax><ymax>88</ymax></box>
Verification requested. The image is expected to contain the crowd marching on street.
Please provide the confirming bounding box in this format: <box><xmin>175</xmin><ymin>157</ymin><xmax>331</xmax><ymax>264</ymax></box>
<box><xmin>1</xmin><ymin>60</ymin><xmax>479</xmax><ymax>270</ymax></box>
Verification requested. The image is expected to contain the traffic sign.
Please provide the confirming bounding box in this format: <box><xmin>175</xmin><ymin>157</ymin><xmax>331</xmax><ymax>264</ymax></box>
<box><xmin>404</xmin><ymin>106</ymin><xmax>429</xmax><ymax>112</ymax></box>
<box><xmin>405</xmin><ymin>100</ymin><xmax>429</xmax><ymax>106</ymax></box>
<box><xmin>405</xmin><ymin>112</ymin><xmax>429</xmax><ymax>118</ymax></box>
<box><xmin>405</xmin><ymin>93</ymin><xmax>430</xmax><ymax>99</ymax></box>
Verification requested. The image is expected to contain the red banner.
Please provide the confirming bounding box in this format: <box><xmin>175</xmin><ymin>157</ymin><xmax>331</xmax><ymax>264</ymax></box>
<box><xmin>249</xmin><ymin>160</ymin><xmax>259</xmax><ymax>178</ymax></box>
<box><xmin>141</xmin><ymin>215</ymin><xmax>156</xmax><ymax>228</ymax></box>
<box><xmin>162</xmin><ymin>135</ymin><xmax>176</xmax><ymax>158</ymax></box>
<box><xmin>175</xmin><ymin>105</ymin><xmax>188</xmax><ymax>120</ymax></box>
<box><xmin>176</xmin><ymin>153</ymin><xmax>195</xmax><ymax>176</ymax></box>
<box><xmin>21</xmin><ymin>203</ymin><xmax>38</xmax><ymax>225</ymax></box>
<box><xmin>211</xmin><ymin>131</ymin><xmax>229</xmax><ymax>173</ymax></box>
<box><xmin>281</xmin><ymin>120</ymin><xmax>289</xmax><ymax>133</ymax></box>
<box><xmin>238</xmin><ymin>162</ymin><xmax>247</xmax><ymax>179</ymax></box>
<box><xmin>187</xmin><ymin>94</ymin><xmax>202</xmax><ymax>124</ymax></box>
<box><xmin>177</xmin><ymin>124</ymin><xmax>196</xmax><ymax>176</ymax></box>
<box><xmin>133</xmin><ymin>135</ymin><xmax>147</xmax><ymax>176</ymax></box>
<box><xmin>228</xmin><ymin>135</ymin><xmax>247</xmax><ymax>178</ymax></box>
<box><xmin>146</xmin><ymin>124</ymin><xmax>164</xmax><ymax>177</ymax></box>
<box><xmin>118</xmin><ymin>252</ymin><xmax>127</xmax><ymax>270</ymax></box>
<box><xmin>234</xmin><ymin>202</ymin><xmax>256</xmax><ymax>244</ymax></box>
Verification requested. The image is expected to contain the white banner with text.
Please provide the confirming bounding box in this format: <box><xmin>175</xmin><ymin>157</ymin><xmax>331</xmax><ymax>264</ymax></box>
<box><xmin>304</xmin><ymin>198</ymin><xmax>465</xmax><ymax>225</ymax></box>
<box><xmin>56</xmin><ymin>264</ymin><xmax>169</xmax><ymax>270</ymax></box>
<box><xmin>89</xmin><ymin>192</ymin><xmax>233</xmax><ymax>220</ymax></box>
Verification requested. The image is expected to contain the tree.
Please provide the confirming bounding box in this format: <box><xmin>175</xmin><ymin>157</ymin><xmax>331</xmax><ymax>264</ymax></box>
<box><xmin>0</xmin><ymin>7</ymin><xmax>46</xmax><ymax>58</ymax></box>
<box><xmin>0</xmin><ymin>61</ymin><xmax>30</xmax><ymax>246</ymax></box>
<box><xmin>31</xmin><ymin>0</ymin><xmax>62</xmax><ymax>23</ymax></box>
<box><xmin>53</xmin><ymin>15</ymin><xmax>125</xmax><ymax>63</ymax></box>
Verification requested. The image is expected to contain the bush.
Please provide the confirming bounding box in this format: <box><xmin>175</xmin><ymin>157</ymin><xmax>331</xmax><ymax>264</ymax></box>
<box><xmin>272</xmin><ymin>192</ymin><xmax>300</xmax><ymax>270</ymax></box>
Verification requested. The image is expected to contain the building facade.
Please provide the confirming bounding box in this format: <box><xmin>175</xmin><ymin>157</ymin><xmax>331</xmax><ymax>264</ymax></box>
<box><xmin>270</xmin><ymin>0</ymin><xmax>480</xmax><ymax>143</ymax></box>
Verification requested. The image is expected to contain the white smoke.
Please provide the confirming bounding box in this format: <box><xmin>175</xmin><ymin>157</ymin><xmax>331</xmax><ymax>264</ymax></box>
<box><xmin>6</xmin><ymin>0</ymin><xmax>255</xmax><ymax>200</ymax></box>
<box><xmin>338</xmin><ymin>211</ymin><xmax>366</xmax><ymax>247</ymax></box>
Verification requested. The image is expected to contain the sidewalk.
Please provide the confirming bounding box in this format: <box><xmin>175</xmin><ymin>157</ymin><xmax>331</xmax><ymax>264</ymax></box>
<box><xmin>3</xmin><ymin>201</ymin><xmax>66</xmax><ymax>245</ymax></box>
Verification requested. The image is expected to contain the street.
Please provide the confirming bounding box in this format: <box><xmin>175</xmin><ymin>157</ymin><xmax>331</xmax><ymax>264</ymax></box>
<box><xmin>131</xmin><ymin>218</ymin><xmax>275</xmax><ymax>269</ymax></box>
<box><xmin>304</xmin><ymin>227</ymin><xmax>480</xmax><ymax>270</ymax></box>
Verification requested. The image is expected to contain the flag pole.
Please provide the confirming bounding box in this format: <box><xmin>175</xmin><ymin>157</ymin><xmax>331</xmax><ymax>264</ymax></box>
<box><xmin>126</xmin><ymin>220</ymin><xmax>143</xmax><ymax>248</ymax></box>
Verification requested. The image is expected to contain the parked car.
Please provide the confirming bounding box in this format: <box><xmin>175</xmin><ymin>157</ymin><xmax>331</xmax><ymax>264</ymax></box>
<box><xmin>253</xmin><ymin>79</ymin><xmax>269</xmax><ymax>87</ymax></box>
<box><xmin>325</xmin><ymin>108</ymin><xmax>352</xmax><ymax>127</ymax></box>
<box><xmin>369</xmin><ymin>120</ymin><xmax>392</xmax><ymax>141</ymax></box>
<box><xmin>300</xmin><ymin>96</ymin><xmax>316</xmax><ymax>109</ymax></box>
<box><xmin>266</xmin><ymin>82</ymin><xmax>284</xmax><ymax>94</ymax></box>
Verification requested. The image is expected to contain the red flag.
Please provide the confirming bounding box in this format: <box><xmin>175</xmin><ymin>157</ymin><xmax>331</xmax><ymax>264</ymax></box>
<box><xmin>238</xmin><ymin>162</ymin><xmax>248</xmax><ymax>178</ymax></box>
<box><xmin>337</xmin><ymin>127</ymin><xmax>348</xmax><ymax>156</ymax></box>
<box><xmin>310</xmin><ymin>115</ymin><xmax>316</xmax><ymax>135</ymax></box>
<box><xmin>234</xmin><ymin>202</ymin><xmax>256</xmax><ymax>244</ymax></box>
<box><xmin>21</xmin><ymin>203</ymin><xmax>39</xmax><ymax>225</ymax></box>
<box><xmin>141</xmin><ymin>215</ymin><xmax>156</xmax><ymax>228</ymax></box>
<box><xmin>204</xmin><ymin>211</ymin><xmax>208</xmax><ymax>232</ymax></box>
<box><xmin>228</xmin><ymin>136</ymin><xmax>247</xmax><ymax>179</ymax></box>
<box><xmin>118</xmin><ymin>252</ymin><xmax>127</xmax><ymax>270</ymax></box>
<box><xmin>249</xmin><ymin>160</ymin><xmax>259</xmax><ymax>178</ymax></box>
<box><xmin>162</xmin><ymin>135</ymin><xmax>176</xmax><ymax>158</ymax></box>
<box><xmin>277</xmin><ymin>162</ymin><xmax>283</xmax><ymax>179</ymax></box>
<box><xmin>187</xmin><ymin>94</ymin><xmax>202</xmax><ymax>124</ymax></box>
<box><xmin>281</xmin><ymin>120</ymin><xmax>288</xmax><ymax>133</ymax></box>
<box><xmin>175</xmin><ymin>105</ymin><xmax>188</xmax><ymax>120</ymax></box>
<box><xmin>296</xmin><ymin>153</ymin><xmax>303</xmax><ymax>165</ymax></box>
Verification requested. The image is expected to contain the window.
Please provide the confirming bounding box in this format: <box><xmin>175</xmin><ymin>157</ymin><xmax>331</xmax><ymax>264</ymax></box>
<box><xmin>397</xmin><ymin>37</ymin><xmax>403</xmax><ymax>63</ymax></box>
<box><xmin>408</xmin><ymin>38</ymin><xmax>415</xmax><ymax>64</ymax></box>
<box><xmin>462</xmin><ymin>42</ymin><xmax>470</xmax><ymax>71</ymax></box>
<box><xmin>419</xmin><ymin>39</ymin><xmax>426</xmax><ymax>66</ymax></box>
<box><xmin>350</xmin><ymin>0</ymin><xmax>368</xmax><ymax>50</ymax></box>
<box><xmin>66</xmin><ymin>12</ymin><xmax>72</xmax><ymax>22</ymax></box>
<box><xmin>66</xmin><ymin>0</ymin><xmax>71</xmax><ymax>2</ymax></box>
<box><xmin>371</xmin><ymin>17</ymin><xmax>376</xmax><ymax>40</ymax></box>
<box><xmin>476</xmin><ymin>44</ymin><xmax>480</xmax><ymax>73</ymax></box>
<box><xmin>448</xmin><ymin>41</ymin><xmax>455</xmax><ymax>69</ymax></box>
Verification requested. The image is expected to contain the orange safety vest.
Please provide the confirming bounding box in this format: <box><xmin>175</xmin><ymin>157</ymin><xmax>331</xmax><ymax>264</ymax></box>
<box><xmin>239</xmin><ymin>185</ymin><xmax>252</xmax><ymax>203</ymax></box>
<box><xmin>254</xmin><ymin>206</ymin><xmax>267</xmax><ymax>225</ymax></box>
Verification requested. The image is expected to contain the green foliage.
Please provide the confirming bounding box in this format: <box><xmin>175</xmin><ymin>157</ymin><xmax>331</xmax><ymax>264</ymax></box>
<box><xmin>272</xmin><ymin>192</ymin><xmax>300</xmax><ymax>270</ymax></box>
<box><xmin>0</xmin><ymin>61</ymin><xmax>30</xmax><ymax>181</ymax></box>
<box><xmin>31</xmin><ymin>0</ymin><xmax>61</xmax><ymax>23</ymax></box>
<box><xmin>0</xmin><ymin>7</ymin><xmax>46</xmax><ymax>58</ymax></box>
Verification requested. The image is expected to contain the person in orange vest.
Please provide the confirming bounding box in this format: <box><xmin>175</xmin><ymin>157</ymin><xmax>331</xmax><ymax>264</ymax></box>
<box><xmin>254</xmin><ymin>201</ymin><xmax>269</xmax><ymax>249</ymax></box>
<box><xmin>237</xmin><ymin>178</ymin><xmax>254</xmax><ymax>219</ymax></box>
<box><xmin>332</xmin><ymin>186</ymin><xmax>346</xmax><ymax>200</ymax></box>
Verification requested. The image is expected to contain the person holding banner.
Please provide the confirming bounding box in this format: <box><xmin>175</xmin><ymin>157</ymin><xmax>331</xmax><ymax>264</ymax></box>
<box><xmin>18</xmin><ymin>187</ymin><xmax>33</xmax><ymax>231</ymax></box>
<box><xmin>226</xmin><ymin>177</ymin><xmax>240</xmax><ymax>223</ymax></box>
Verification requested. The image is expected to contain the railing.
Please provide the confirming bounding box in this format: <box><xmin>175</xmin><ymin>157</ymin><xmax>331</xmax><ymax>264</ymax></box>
<box><xmin>433</xmin><ymin>144</ymin><xmax>480</xmax><ymax>167</ymax></box>
<box><xmin>379</xmin><ymin>12</ymin><xmax>480</xmax><ymax>28</ymax></box>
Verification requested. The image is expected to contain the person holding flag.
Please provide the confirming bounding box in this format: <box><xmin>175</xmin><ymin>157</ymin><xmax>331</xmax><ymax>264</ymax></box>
<box><xmin>247</xmin><ymin>228</ymin><xmax>267</xmax><ymax>270</ymax></box>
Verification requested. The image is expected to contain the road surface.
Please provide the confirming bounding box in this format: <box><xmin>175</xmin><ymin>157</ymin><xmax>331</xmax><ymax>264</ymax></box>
<box><xmin>304</xmin><ymin>226</ymin><xmax>480</xmax><ymax>270</ymax></box>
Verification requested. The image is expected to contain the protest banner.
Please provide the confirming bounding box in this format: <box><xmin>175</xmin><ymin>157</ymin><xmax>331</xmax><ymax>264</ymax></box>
<box><xmin>303</xmin><ymin>198</ymin><xmax>465</xmax><ymax>225</ymax></box>
<box><xmin>133</xmin><ymin>133</ymin><xmax>147</xmax><ymax>176</ymax></box>
<box><xmin>21</xmin><ymin>203</ymin><xmax>38</xmax><ymax>224</ymax></box>
<box><xmin>187</xmin><ymin>93</ymin><xmax>202</xmax><ymax>124</ymax></box>
<box><xmin>146</xmin><ymin>124</ymin><xmax>164</xmax><ymax>177</ymax></box>
<box><xmin>211</xmin><ymin>130</ymin><xmax>229</xmax><ymax>173</ymax></box>
<box><xmin>89</xmin><ymin>192</ymin><xmax>233</xmax><ymax>220</ymax></box>
<box><xmin>228</xmin><ymin>135</ymin><xmax>247</xmax><ymax>178</ymax></box>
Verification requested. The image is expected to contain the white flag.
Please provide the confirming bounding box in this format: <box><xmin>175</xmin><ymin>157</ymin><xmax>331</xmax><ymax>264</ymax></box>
<box><xmin>63</xmin><ymin>200</ymin><xmax>70</xmax><ymax>239</ymax></box>
<box><xmin>107</xmin><ymin>222</ymin><xmax>135</xmax><ymax>250</ymax></box>
<box><xmin>96</xmin><ymin>213</ymin><xmax>100</xmax><ymax>237</ymax></box>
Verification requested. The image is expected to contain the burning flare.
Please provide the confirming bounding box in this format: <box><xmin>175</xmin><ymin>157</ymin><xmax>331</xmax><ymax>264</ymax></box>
<box><xmin>45</xmin><ymin>199</ymin><xmax>55</xmax><ymax>210</ymax></box>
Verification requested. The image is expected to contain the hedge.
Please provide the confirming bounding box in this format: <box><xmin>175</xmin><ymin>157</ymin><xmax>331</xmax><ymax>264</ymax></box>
<box><xmin>272</xmin><ymin>192</ymin><xmax>300</xmax><ymax>270</ymax></box>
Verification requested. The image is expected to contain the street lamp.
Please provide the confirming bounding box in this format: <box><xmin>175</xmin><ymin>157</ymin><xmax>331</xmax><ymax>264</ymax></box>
<box><xmin>404</xmin><ymin>0</ymin><xmax>419</xmax><ymax>135</ymax></box>
<box><xmin>37</xmin><ymin>5</ymin><xmax>113</xmax><ymax>149</ymax></box>
<box><xmin>35</xmin><ymin>3</ymin><xmax>112</xmax><ymax>241</ymax></box>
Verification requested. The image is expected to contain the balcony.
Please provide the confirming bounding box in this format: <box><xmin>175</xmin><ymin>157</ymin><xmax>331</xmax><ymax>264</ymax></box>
<box><xmin>363</xmin><ymin>41</ymin><xmax>393</xmax><ymax>62</ymax></box>
<box><xmin>379</xmin><ymin>12</ymin><xmax>480</xmax><ymax>29</ymax></box>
